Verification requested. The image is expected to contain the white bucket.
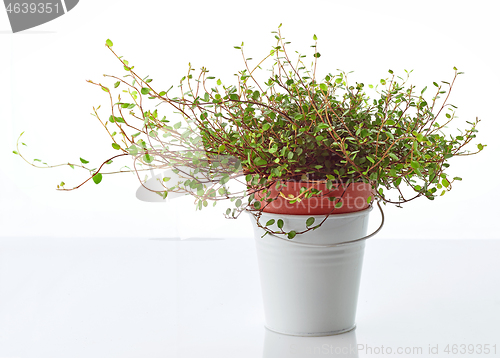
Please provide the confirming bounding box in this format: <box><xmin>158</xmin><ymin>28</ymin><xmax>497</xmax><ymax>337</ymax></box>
<box><xmin>251</xmin><ymin>206</ymin><xmax>373</xmax><ymax>336</ymax></box>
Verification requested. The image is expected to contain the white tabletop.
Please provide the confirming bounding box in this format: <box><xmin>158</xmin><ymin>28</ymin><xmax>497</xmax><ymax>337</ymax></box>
<box><xmin>0</xmin><ymin>236</ymin><xmax>499</xmax><ymax>358</ymax></box>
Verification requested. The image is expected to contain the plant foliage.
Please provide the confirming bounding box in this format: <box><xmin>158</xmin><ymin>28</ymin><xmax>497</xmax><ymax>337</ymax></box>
<box><xmin>15</xmin><ymin>27</ymin><xmax>485</xmax><ymax>238</ymax></box>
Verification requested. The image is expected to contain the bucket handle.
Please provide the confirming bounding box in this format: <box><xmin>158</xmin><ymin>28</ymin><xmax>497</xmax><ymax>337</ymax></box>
<box><xmin>267</xmin><ymin>200</ymin><xmax>385</xmax><ymax>248</ymax></box>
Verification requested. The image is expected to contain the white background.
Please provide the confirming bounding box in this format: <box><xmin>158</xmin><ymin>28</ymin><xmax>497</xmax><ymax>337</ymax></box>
<box><xmin>1</xmin><ymin>0</ymin><xmax>499</xmax><ymax>239</ymax></box>
<box><xmin>1</xmin><ymin>2</ymin><xmax>500</xmax><ymax>357</ymax></box>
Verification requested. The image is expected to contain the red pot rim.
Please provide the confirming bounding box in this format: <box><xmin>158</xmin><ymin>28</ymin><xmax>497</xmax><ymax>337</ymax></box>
<box><xmin>250</xmin><ymin>180</ymin><xmax>375</xmax><ymax>215</ymax></box>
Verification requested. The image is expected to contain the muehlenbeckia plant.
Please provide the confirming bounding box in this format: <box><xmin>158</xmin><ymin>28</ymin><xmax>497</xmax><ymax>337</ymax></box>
<box><xmin>15</xmin><ymin>26</ymin><xmax>485</xmax><ymax>238</ymax></box>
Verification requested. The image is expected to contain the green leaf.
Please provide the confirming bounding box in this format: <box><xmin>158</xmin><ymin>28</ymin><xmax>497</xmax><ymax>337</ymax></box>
<box><xmin>411</xmin><ymin>161</ymin><xmax>420</xmax><ymax>169</ymax></box>
<box><xmin>477</xmin><ymin>144</ymin><xmax>484</xmax><ymax>150</ymax></box>
<box><xmin>93</xmin><ymin>173</ymin><xmax>103</xmax><ymax>184</ymax></box>
<box><xmin>388</xmin><ymin>153</ymin><xmax>398</xmax><ymax>161</ymax></box>
<box><xmin>277</xmin><ymin>219</ymin><xmax>284</xmax><ymax>229</ymax></box>
<box><xmin>266</xmin><ymin>219</ymin><xmax>275</xmax><ymax>226</ymax></box>
<box><xmin>335</xmin><ymin>201</ymin><xmax>343</xmax><ymax>208</ymax></box>
<box><xmin>313</xmin><ymin>34</ymin><xmax>317</xmax><ymax>41</ymax></box>
<box><xmin>313</xmin><ymin>52</ymin><xmax>321</xmax><ymax>58</ymax></box>
<box><xmin>112</xmin><ymin>143</ymin><xmax>120</xmax><ymax>150</ymax></box>
<box><xmin>114</xmin><ymin>81</ymin><xmax>120</xmax><ymax>88</ymax></box>
<box><xmin>367</xmin><ymin>196</ymin><xmax>372</xmax><ymax>204</ymax></box>
<box><xmin>442</xmin><ymin>178</ymin><xmax>450</xmax><ymax>188</ymax></box>
<box><xmin>174</xmin><ymin>122</ymin><xmax>182</xmax><ymax>129</ymax></box>
<box><xmin>143</xmin><ymin>154</ymin><xmax>154</xmax><ymax>163</ymax></box>
<box><xmin>287</xmin><ymin>231</ymin><xmax>297</xmax><ymax>239</ymax></box>
<box><xmin>319</xmin><ymin>83</ymin><xmax>328</xmax><ymax>92</ymax></box>
<box><xmin>105</xmin><ymin>39</ymin><xmax>113</xmax><ymax>47</ymax></box>
<box><xmin>141</xmin><ymin>88</ymin><xmax>151</xmax><ymax>95</ymax></box>
<box><xmin>219</xmin><ymin>175</ymin><xmax>230</xmax><ymax>185</ymax></box>
<box><xmin>12</xmin><ymin>150</ymin><xmax>18</xmax><ymax>155</ymax></box>
<box><xmin>218</xmin><ymin>144</ymin><xmax>226</xmax><ymax>152</ymax></box>
<box><xmin>127</xmin><ymin>145</ymin><xmax>138</xmax><ymax>156</ymax></box>
<box><xmin>254</xmin><ymin>158</ymin><xmax>268</xmax><ymax>166</ymax></box>
<box><xmin>306</xmin><ymin>217</ymin><xmax>315</xmax><ymax>227</ymax></box>
<box><xmin>80</xmin><ymin>158</ymin><xmax>89</xmax><ymax>164</ymax></box>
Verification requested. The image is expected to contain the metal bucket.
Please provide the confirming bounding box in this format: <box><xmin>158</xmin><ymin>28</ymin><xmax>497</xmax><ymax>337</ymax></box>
<box><xmin>251</xmin><ymin>206</ymin><xmax>379</xmax><ymax>336</ymax></box>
